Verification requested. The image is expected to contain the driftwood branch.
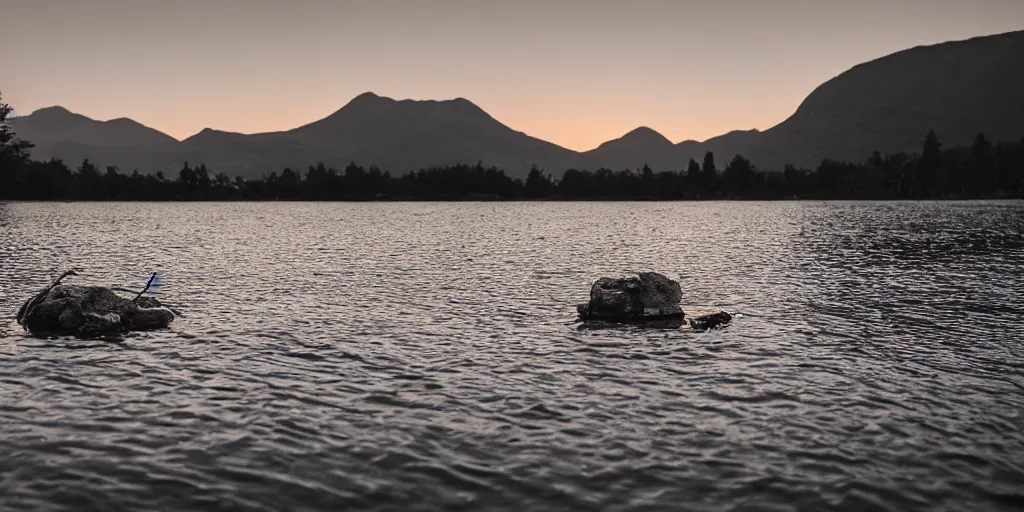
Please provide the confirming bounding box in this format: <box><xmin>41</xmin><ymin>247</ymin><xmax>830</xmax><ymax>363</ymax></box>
<box><xmin>130</xmin><ymin>273</ymin><xmax>185</xmax><ymax>318</ymax></box>
<box><xmin>17</xmin><ymin>269</ymin><xmax>81</xmax><ymax>329</ymax></box>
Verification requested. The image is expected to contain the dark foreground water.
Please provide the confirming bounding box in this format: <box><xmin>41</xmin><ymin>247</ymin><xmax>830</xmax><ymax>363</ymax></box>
<box><xmin>1</xmin><ymin>201</ymin><xmax>1022</xmax><ymax>512</ymax></box>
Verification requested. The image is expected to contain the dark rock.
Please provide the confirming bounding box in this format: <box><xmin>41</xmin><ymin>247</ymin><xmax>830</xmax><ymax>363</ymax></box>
<box><xmin>577</xmin><ymin>272</ymin><xmax>685</xmax><ymax>322</ymax></box>
<box><xmin>687</xmin><ymin>309</ymin><xmax>733</xmax><ymax>330</ymax></box>
<box><xmin>80</xmin><ymin>312</ymin><xmax>124</xmax><ymax>337</ymax></box>
<box><xmin>124</xmin><ymin>307</ymin><xmax>176</xmax><ymax>331</ymax></box>
<box><xmin>56</xmin><ymin>301</ymin><xmax>85</xmax><ymax>330</ymax></box>
<box><xmin>18</xmin><ymin>283</ymin><xmax>176</xmax><ymax>337</ymax></box>
<box><xmin>133</xmin><ymin>296</ymin><xmax>163</xmax><ymax>309</ymax></box>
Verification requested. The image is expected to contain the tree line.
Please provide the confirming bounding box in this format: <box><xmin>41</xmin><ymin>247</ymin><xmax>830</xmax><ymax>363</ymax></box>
<box><xmin>2</xmin><ymin>93</ymin><xmax>1022</xmax><ymax>201</ymax></box>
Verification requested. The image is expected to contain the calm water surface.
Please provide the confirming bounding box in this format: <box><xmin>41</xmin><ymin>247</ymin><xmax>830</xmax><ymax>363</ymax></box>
<box><xmin>1</xmin><ymin>201</ymin><xmax>1022</xmax><ymax>512</ymax></box>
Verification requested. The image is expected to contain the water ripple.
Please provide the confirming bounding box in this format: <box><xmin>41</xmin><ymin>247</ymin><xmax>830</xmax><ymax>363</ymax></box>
<box><xmin>1</xmin><ymin>201</ymin><xmax>1023</xmax><ymax>511</ymax></box>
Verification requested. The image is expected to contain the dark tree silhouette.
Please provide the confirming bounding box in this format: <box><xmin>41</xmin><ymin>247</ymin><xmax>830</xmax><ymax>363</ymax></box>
<box><xmin>917</xmin><ymin>129</ymin><xmax>943</xmax><ymax>196</ymax></box>
<box><xmin>0</xmin><ymin>90</ymin><xmax>35</xmax><ymax>192</ymax></box>
<box><xmin>1</xmin><ymin>124</ymin><xmax>1022</xmax><ymax>201</ymax></box>
<box><xmin>686</xmin><ymin>159</ymin><xmax>701</xmax><ymax>180</ymax></box>
<box><xmin>969</xmin><ymin>133</ymin><xmax>994</xmax><ymax>195</ymax></box>
<box><xmin>525</xmin><ymin>165</ymin><xmax>555</xmax><ymax>198</ymax></box>
<box><xmin>0</xmin><ymin>92</ymin><xmax>33</xmax><ymax>162</ymax></box>
<box><xmin>702</xmin><ymin>151</ymin><xmax>716</xmax><ymax>175</ymax></box>
<box><xmin>700</xmin><ymin>151</ymin><xmax>718</xmax><ymax>194</ymax></box>
<box><xmin>723</xmin><ymin>155</ymin><xmax>757</xmax><ymax>195</ymax></box>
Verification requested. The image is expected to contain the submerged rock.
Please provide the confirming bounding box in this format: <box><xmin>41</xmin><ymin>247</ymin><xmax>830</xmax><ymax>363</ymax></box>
<box><xmin>577</xmin><ymin>272</ymin><xmax>685</xmax><ymax>321</ymax></box>
<box><xmin>687</xmin><ymin>309</ymin><xmax>733</xmax><ymax>330</ymax></box>
<box><xmin>17</xmin><ymin>274</ymin><xmax>177</xmax><ymax>337</ymax></box>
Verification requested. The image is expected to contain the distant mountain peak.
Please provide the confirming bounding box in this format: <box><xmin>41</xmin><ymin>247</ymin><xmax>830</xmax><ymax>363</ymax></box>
<box><xmin>595</xmin><ymin>126</ymin><xmax>673</xmax><ymax>151</ymax></box>
<box><xmin>346</xmin><ymin>92</ymin><xmax>482</xmax><ymax>110</ymax></box>
<box><xmin>437</xmin><ymin>96</ymin><xmax>477</xmax><ymax>107</ymax></box>
<box><xmin>321</xmin><ymin>91</ymin><xmax>394</xmax><ymax>118</ymax></box>
<box><xmin>350</xmin><ymin>91</ymin><xmax>387</xmax><ymax>103</ymax></box>
<box><xmin>184</xmin><ymin>127</ymin><xmax>217</xmax><ymax>139</ymax></box>
<box><xmin>298</xmin><ymin>92</ymin><xmax>502</xmax><ymax>142</ymax></box>
<box><xmin>34</xmin><ymin>104</ymin><xmax>67</xmax><ymax>112</ymax></box>
<box><xmin>622</xmin><ymin>126</ymin><xmax>671</xmax><ymax>143</ymax></box>
<box><xmin>107</xmin><ymin>117</ymin><xmax>141</xmax><ymax>126</ymax></box>
<box><xmin>17</xmin><ymin>106</ymin><xmax>94</xmax><ymax>128</ymax></box>
<box><xmin>28</xmin><ymin>106</ymin><xmax>84</xmax><ymax>121</ymax></box>
<box><xmin>184</xmin><ymin>127</ymin><xmax>245</xmax><ymax>144</ymax></box>
<box><xmin>32</xmin><ymin>106</ymin><xmax>73</xmax><ymax>115</ymax></box>
<box><xmin>13</xmin><ymin>105</ymin><xmax>179</xmax><ymax>150</ymax></box>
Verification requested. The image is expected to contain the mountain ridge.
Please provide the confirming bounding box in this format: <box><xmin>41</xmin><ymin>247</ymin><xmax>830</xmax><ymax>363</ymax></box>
<box><xmin>11</xmin><ymin>29</ymin><xmax>1024</xmax><ymax>177</ymax></box>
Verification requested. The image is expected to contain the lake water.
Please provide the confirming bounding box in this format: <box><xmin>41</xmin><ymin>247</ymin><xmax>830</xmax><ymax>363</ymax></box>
<box><xmin>1</xmin><ymin>201</ymin><xmax>1022</xmax><ymax>512</ymax></box>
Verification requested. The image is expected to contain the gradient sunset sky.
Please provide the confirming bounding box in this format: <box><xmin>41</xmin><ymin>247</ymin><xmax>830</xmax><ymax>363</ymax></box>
<box><xmin>6</xmin><ymin>0</ymin><xmax>1023</xmax><ymax>151</ymax></box>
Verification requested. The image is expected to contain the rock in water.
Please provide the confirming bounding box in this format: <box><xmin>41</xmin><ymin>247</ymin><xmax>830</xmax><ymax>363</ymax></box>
<box><xmin>18</xmin><ymin>284</ymin><xmax>175</xmax><ymax>337</ymax></box>
<box><xmin>576</xmin><ymin>272</ymin><xmax>734</xmax><ymax>330</ymax></box>
<box><xmin>577</xmin><ymin>272</ymin><xmax>685</xmax><ymax>322</ymax></box>
<box><xmin>687</xmin><ymin>309</ymin><xmax>733</xmax><ymax>330</ymax></box>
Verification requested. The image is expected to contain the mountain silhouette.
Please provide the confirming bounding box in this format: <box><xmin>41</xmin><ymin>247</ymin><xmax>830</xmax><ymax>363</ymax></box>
<box><xmin>11</xmin><ymin>30</ymin><xmax>1023</xmax><ymax>177</ymax></box>
<box><xmin>593</xmin><ymin>127</ymin><xmax>674</xmax><ymax>151</ymax></box>
<box><xmin>677</xmin><ymin>129</ymin><xmax>762</xmax><ymax>167</ymax></box>
<box><xmin>580</xmin><ymin>127</ymin><xmax>677</xmax><ymax>171</ymax></box>
<box><xmin>736</xmin><ymin>29</ymin><xmax>1024</xmax><ymax>169</ymax></box>
<box><xmin>14</xmin><ymin>93</ymin><xmax>576</xmax><ymax>178</ymax></box>
<box><xmin>285</xmin><ymin>92</ymin><xmax>576</xmax><ymax>175</ymax></box>
<box><xmin>15</xmin><ymin>106</ymin><xmax>178</xmax><ymax>149</ymax></box>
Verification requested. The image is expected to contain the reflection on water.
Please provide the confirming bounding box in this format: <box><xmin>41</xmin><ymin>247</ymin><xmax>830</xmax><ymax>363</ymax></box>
<box><xmin>1</xmin><ymin>201</ymin><xmax>1022</xmax><ymax>511</ymax></box>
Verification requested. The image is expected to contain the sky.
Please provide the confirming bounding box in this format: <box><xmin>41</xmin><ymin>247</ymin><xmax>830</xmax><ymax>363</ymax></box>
<box><xmin>4</xmin><ymin>0</ymin><xmax>1023</xmax><ymax>151</ymax></box>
